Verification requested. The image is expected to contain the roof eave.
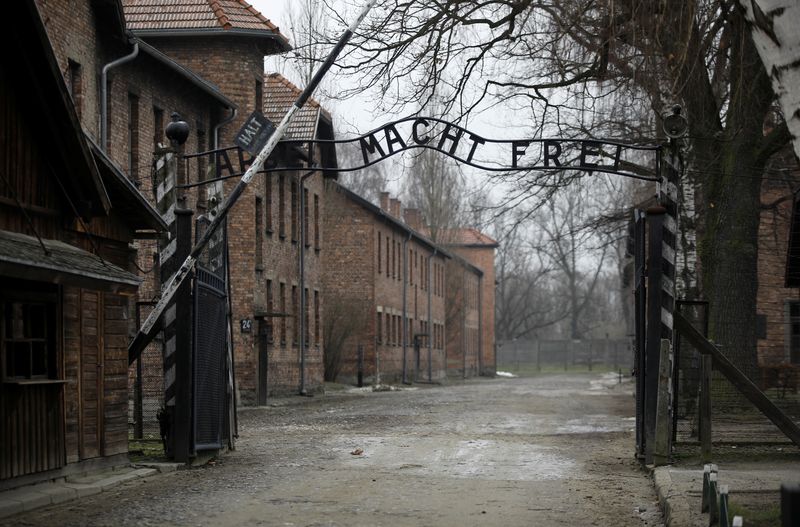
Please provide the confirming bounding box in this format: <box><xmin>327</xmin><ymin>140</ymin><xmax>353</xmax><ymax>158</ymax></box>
<box><xmin>132</xmin><ymin>28</ymin><xmax>291</xmax><ymax>53</ymax></box>
<box><xmin>134</xmin><ymin>38</ymin><xmax>237</xmax><ymax>109</ymax></box>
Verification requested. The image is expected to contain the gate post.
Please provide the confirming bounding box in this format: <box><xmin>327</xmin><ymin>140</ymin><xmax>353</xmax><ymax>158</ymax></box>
<box><xmin>645</xmin><ymin>206</ymin><xmax>665</xmax><ymax>464</ymax></box>
<box><xmin>173</xmin><ymin>207</ymin><xmax>194</xmax><ymax>463</ymax></box>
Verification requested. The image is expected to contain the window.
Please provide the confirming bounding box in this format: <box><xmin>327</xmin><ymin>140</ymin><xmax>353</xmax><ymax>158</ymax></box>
<box><xmin>290</xmin><ymin>180</ymin><xmax>298</xmax><ymax>242</ymax></box>
<box><xmin>304</xmin><ymin>287</ymin><xmax>310</xmax><ymax>344</ymax></box>
<box><xmin>67</xmin><ymin>60</ymin><xmax>83</xmax><ymax>120</ymax></box>
<box><xmin>314</xmin><ymin>291</ymin><xmax>320</xmax><ymax>345</ymax></box>
<box><xmin>292</xmin><ymin>285</ymin><xmax>298</xmax><ymax>345</ymax></box>
<box><xmin>153</xmin><ymin>106</ymin><xmax>164</xmax><ymax>149</ymax></box>
<box><xmin>266</xmin><ymin>280</ymin><xmax>273</xmax><ymax>342</ymax></box>
<box><xmin>391</xmin><ymin>241</ymin><xmax>395</xmax><ymax>280</ymax></box>
<box><xmin>196</xmin><ymin>125</ymin><xmax>207</xmax><ymax>209</ymax></box>
<box><xmin>304</xmin><ymin>188</ymin><xmax>310</xmax><ymax>247</ymax></box>
<box><xmin>385</xmin><ymin>313</ymin><xmax>391</xmax><ymax>346</ymax></box>
<box><xmin>408</xmin><ymin>249</ymin><xmax>414</xmax><ymax>285</ymax></box>
<box><xmin>279</xmin><ymin>176</ymin><xmax>286</xmax><ymax>238</ymax></box>
<box><xmin>127</xmin><ymin>93</ymin><xmax>140</xmax><ymax>184</ymax></box>
<box><xmin>314</xmin><ymin>194</ymin><xmax>320</xmax><ymax>250</ymax></box>
<box><xmin>377</xmin><ymin>233</ymin><xmax>382</xmax><ymax>274</ymax></box>
<box><xmin>255</xmin><ymin>197</ymin><xmax>263</xmax><ymax>269</ymax></box>
<box><xmin>385</xmin><ymin>237</ymin><xmax>390</xmax><ymax>275</ymax></box>
<box><xmin>2</xmin><ymin>294</ymin><xmax>58</xmax><ymax>380</ymax></box>
<box><xmin>265</xmin><ymin>177</ymin><xmax>273</xmax><ymax>234</ymax></box>
<box><xmin>255</xmin><ymin>79</ymin><xmax>263</xmax><ymax>113</ymax></box>
<box><xmin>280</xmin><ymin>283</ymin><xmax>286</xmax><ymax>344</ymax></box>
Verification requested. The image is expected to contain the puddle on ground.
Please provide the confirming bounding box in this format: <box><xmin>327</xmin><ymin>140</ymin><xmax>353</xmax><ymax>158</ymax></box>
<box><xmin>339</xmin><ymin>436</ymin><xmax>577</xmax><ymax>481</ymax></box>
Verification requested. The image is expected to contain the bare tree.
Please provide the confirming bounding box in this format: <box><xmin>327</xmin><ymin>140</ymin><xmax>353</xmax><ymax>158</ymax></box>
<box><xmin>330</xmin><ymin>0</ymin><xmax>791</xmax><ymax>375</ymax></box>
<box><xmin>322</xmin><ymin>296</ymin><xmax>368</xmax><ymax>382</ymax></box>
<box><xmin>335</xmin><ymin>144</ymin><xmax>391</xmax><ymax>205</ymax></box>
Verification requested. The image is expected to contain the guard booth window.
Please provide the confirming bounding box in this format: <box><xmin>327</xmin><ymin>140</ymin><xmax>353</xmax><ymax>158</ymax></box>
<box><xmin>2</xmin><ymin>295</ymin><xmax>58</xmax><ymax>380</ymax></box>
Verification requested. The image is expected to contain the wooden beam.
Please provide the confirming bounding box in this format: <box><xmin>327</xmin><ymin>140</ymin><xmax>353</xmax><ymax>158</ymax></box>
<box><xmin>674</xmin><ymin>311</ymin><xmax>800</xmax><ymax>447</ymax></box>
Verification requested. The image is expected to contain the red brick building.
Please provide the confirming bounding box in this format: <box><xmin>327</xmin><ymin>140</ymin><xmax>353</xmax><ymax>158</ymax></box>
<box><xmin>439</xmin><ymin>228</ymin><xmax>499</xmax><ymax>376</ymax></box>
<box><xmin>322</xmin><ymin>186</ymin><xmax>448</xmax><ymax>384</ymax></box>
<box><xmin>36</xmin><ymin>0</ymin><xmax>239</xmax><ymax>440</ymax></box>
<box><xmin>758</xmin><ymin>147</ymin><xmax>800</xmax><ymax>382</ymax></box>
<box><xmin>1</xmin><ymin>1</ymin><xmax>165</xmax><ymax>485</ymax></box>
<box><xmin>445</xmin><ymin>255</ymin><xmax>484</xmax><ymax>378</ymax></box>
<box><xmin>121</xmin><ymin>1</ymin><xmax>339</xmax><ymax>402</ymax></box>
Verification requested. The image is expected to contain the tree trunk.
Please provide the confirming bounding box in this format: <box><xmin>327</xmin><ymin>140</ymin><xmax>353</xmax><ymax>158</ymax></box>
<box><xmin>741</xmin><ymin>0</ymin><xmax>800</xmax><ymax>161</ymax></box>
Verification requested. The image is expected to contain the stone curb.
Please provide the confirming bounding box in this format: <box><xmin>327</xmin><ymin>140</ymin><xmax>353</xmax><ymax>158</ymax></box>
<box><xmin>653</xmin><ymin>466</ymin><xmax>692</xmax><ymax>527</ymax></box>
<box><xmin>0</xmin><ymin>466</ymin><xmax>162</xmax><ymax>520</ymax></box>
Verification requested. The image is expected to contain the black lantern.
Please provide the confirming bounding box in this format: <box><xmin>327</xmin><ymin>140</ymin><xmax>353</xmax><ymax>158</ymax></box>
<box><xmin>662</xmin><ymin>105</ymin><xmax>688</xmax><ymax>140</ymax></box>
<box><xmin>165</xmin><ymin>112</ymin><xmax>190</xmax><ymax>146</ymax></box>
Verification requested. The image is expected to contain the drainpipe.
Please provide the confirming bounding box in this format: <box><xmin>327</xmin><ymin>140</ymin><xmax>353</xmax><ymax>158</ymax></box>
<box><xmin>402</xmin><ymin>232</ymin><xmax>412</xmax><ymax>384</ymax></box>
<box><xmin>298</xmin><ymin>169</ymin><xmax>315</xmax><ymax>395</ymax></box>
<box><xmin>462</xmin><ymin>268</ymin><xmax>468</xmax><ymax>379</ymax></box>
<box><xmin>478</xmin><ymin>274</ymin><xmax>483</xmax><ymax>376</ymax></box>
<box><xmin>101</xmin><ymin>41</ymin><xmax>139</xmax><ymax>150</ymax></box>
<box><xmin>427</xmin><ymin>248</ymin><xmax>436</xmax><ymax>381</ymax></box>
<box><xmin>213</xmin><ymin>107</ymin><xmax>237</xmax><ymax>150</ymax></box>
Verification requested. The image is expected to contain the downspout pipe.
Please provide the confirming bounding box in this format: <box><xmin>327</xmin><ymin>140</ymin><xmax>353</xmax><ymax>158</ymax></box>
<box><xmin>213</xmin><ymin>107</ymin><xmax>237</xmax><ymax>150</ymax></box>
<box><xmin>462</xmin><ymin>268</ymin><xmax>467</xmax><ymax>379</ymax></box>
<box><xmin>478</xmin><ymin>274</ymin><xmax>483</xmax><ymax>376</ymax></box>
<box><xmin>101</xmin><ymin>40</ymin><xmax>139</xmax><ymax>150</ymax></box>
<box><xmin>428</xmin><ymin>248</ymin><xmax>437</xmax><ymax>382</ymax></box>
<box><xmin>402</xmin><ymin>232</ymin><xmax>412</xmax><ymax>384</ymax></box>
<box><xmin>298</xmin><ymin>169</ymin><xmax>315</xmax><ymax>395</ymax></box>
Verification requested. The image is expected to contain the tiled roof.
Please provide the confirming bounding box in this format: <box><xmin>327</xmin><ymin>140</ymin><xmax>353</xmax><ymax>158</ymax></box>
<box><xmin>264</xmin><ymin>73</ymin><xmax>327</xmax><ymax>141</ymax></box>
<box><xmin>122</xmin><ymin>0</ymin><xmax>288</xmax><ymax>40</ymax></box>
<box><xmin>440</xmin><ymin>228</ymin><xmax>499</xmax><ymax>247</ymax></box>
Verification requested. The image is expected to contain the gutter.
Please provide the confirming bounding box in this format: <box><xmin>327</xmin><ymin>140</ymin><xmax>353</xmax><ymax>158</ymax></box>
<box><xmin>402</xmin><ymin>231</ymin><xmax>412</xmax><ymax>384</ymax></box>
<box><xmin>101</xmin><ymin>40</ymin><xmax>139</xmax><ymax>150</ymax></box>
<box><xmin>131</xmin><ymin>28</ymin><xmax>291</xmax><ymax>52</ymax></box>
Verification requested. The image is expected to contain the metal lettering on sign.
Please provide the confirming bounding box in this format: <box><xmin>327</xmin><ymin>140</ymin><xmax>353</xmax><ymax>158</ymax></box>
<box><xmin>240</xmin><ymin>319</ymin><xmax>252</xmax><ymax>333</ymax></box>
<box><xmin>235</xmin><ymin>111</ymin><xmax>275</xmax><ymax>155</ymax></box>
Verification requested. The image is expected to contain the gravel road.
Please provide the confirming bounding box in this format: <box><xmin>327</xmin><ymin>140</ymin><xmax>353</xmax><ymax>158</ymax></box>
<box><xmin>6</xmin><ymin>372</ymin><xmax>664</xmax><ymax>526</ymax></box>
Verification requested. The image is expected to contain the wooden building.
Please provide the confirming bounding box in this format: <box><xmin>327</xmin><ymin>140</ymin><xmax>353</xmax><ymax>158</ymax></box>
<box><xmin>0</xmin><ymin>1</ymin><xmax>163</xmax><ymax>486</ymax></box>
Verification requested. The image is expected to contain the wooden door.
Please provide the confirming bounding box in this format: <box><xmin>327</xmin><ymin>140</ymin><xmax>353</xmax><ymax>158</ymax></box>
<box><xmin>79</xmin><ymin>290</ymin><xmax>104</xmax><ymax>459</ymax></box>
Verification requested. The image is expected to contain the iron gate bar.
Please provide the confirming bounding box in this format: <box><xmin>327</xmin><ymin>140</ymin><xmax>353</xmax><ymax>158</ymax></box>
<box><xmin>633</xmin><ymin>209</ymin><xmax>647</xmax><ymax>458</ymax></box>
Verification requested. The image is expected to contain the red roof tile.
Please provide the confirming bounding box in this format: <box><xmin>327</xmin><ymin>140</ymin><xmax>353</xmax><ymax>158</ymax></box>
<box><xmin>440</xmin><ymin>228</ymin><xmax>499</xmax><ymax>247</ymax></box>
<box><xmin>264</xmin><ymin>73</ymin><xmax>330</xmax><ymax>141</ymax></box>
<box><xmin>122</xmin><ymin>0</ymin><xmax>288</xmax><ymax>41</ymax></box>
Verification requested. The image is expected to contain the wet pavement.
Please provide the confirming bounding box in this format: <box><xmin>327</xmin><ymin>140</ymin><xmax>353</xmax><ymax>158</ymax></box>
<box><xmin>3</xmin><ymin>372</ymin><xmax>664</xmax><ymax>526</ymax></box>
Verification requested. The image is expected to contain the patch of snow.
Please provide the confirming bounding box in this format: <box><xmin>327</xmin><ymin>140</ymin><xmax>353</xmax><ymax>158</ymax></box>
<box><xmin>496</xmin><ymin>371</ymin><xmax>517</xmax><ymax>378</ymax></box>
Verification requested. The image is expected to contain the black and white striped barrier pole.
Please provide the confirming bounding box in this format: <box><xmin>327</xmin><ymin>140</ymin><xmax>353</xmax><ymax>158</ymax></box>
<box><xmin>644</xmin><ymin>106</ymin><xmax>686</xmax><ymax>463</ymax></box>
<box><xmin>128</xmin><ymin>0</ymin><xmax>379</xmax><ymax>361</ymax></box>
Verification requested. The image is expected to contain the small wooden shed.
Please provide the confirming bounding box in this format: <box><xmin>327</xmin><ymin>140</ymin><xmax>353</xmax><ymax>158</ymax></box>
<box><xmin>0</xmin><ymin>1</ymin><xmax>160</xmax><ymax>487</ymax></box>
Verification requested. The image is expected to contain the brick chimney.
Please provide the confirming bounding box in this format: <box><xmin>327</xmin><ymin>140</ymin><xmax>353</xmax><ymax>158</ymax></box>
<box><xmin>389</xmin><ymin>198</ymin><xmax>401</xmax><ymax>218</ymax></box>
<box><xmin>379</xmin><ymin>191</ymin><xmax>390</xmax><ymax>212</ymax></box>
<box><xmin>403</xmin><ymin>208</ymin><xmax>423</xmax><ymax>231</ymax></box>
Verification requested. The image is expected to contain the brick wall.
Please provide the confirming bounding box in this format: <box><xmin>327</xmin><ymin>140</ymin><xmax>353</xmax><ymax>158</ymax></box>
<box><xmin>141</xmin><ymin>35</ymin><xmax>326</xmax><ymax>402</ymax></box>
<box><xmin>445</xmin><ymin>258</ymin><xmax>481</xmax><ymax>377</ymax></box>
<box><xmin>757</xmin><ymin>184</ymin><xmax>799</xmax><ymax>365</ymax></box>
<box><xmin>447</xmin><ymin>245</ymin><xmax>497</xmax><ymax>375</ymax></box>
<box><xmin>322</xmin><ymin>182</ymin><xmax>448</xmax><ymax>384</ymax></box>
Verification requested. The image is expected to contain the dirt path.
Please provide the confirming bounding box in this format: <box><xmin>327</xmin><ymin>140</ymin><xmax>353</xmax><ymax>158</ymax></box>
<box><xmin>6</xmin><ymin>373</ymin><xmax>663</xmax><ymax>526</ymax></box>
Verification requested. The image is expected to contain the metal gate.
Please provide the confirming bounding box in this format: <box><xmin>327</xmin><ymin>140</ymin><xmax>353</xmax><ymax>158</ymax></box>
<box><xmin>192</xmin><ymin>266</ymin><xmax>228</xmax><ymax>451</ymax></box>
